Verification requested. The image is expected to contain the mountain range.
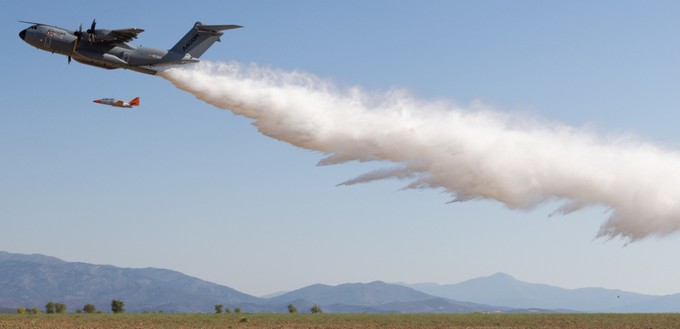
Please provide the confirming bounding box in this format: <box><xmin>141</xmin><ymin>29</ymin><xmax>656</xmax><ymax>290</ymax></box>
<box><xmin>1</xmin><ymin>251</ymin><xmax>679</xmax><ymax>313</ymax></box>
<box><xmin>400</xmin><ymin>273</ymin><xmax>677</xmax><ymax>313</ymax></box>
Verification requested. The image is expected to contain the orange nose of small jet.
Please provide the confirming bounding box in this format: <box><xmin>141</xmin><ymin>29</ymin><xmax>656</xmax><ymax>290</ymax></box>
<box><xmin>93</xmin><ymin>100</ymin><xmax>102</xmax><ymax>104</ymax></box>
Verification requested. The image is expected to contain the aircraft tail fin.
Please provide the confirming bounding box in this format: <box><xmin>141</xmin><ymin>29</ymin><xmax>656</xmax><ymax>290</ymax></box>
<box><xmin>170</xmin><ymin>22</ymin><xmax>242</xmax><ymax>58</ymax></box>
<box><xmin>129</xmin><ymin>97</ymin><xmax>140</xmax><ymax>106</ymax></box>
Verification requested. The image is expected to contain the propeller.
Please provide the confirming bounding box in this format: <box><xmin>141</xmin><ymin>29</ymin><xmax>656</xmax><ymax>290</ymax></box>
<box><xmin>86</xmin><ymin>19</ymin><xmax>96</xmax><ymax>42</ymax></box>
<box><xmin>69</xmin><ymin>23</ymin><xmax>83</xmax><ymax>64</ymax></box>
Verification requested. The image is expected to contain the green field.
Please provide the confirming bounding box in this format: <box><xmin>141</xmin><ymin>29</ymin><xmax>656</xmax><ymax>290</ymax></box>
<box><xmin>2</xmin><ymin>313</ymin><xmax>680</xmax><ymax>329</ymax></box>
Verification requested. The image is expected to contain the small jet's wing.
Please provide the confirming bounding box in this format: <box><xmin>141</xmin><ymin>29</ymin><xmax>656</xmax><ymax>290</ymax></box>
<box><xmin>91</xmin><ymin>28</ymin><xmax>145</xmax><ymax>44</ymax></box>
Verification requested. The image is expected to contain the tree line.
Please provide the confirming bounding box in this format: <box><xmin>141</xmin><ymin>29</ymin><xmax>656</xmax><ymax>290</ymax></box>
<box><xmin>213</xmin><ymin>303</ymin><xmax>322</xmax><ymax>314</ymax></box>
<box><xmin>17</xmin><ymin>299</ymin><xmax>125</xmax><ymax>314</ymax></box>
<box><xmin>17</xmin><ymin>300</ymin><xmax>323</xmax><ymax>314</ymax></box>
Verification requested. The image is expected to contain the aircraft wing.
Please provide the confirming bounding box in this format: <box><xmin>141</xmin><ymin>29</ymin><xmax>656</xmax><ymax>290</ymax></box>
<box><xmin>92</xmin><ymin>28</ymin><xmax>145</xmax><ymax>44</ymax></box>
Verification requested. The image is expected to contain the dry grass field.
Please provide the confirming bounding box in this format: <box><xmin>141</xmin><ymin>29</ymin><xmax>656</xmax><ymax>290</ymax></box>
<box><xmin>2</xmin><ymin>313</ymin><xmax>680</xmax><ymax>329</ymax></box>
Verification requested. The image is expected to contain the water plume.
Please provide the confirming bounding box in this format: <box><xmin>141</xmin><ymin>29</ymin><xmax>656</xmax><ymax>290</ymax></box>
<box><xmin>160</xmin><ymin>61</ymin><xmax>680</xmax><ymax>242</ymax></box>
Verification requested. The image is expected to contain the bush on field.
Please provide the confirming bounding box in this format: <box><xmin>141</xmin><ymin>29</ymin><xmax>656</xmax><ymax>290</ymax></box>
<box><xmin>288</xmin><ymin>304</ymin><xmax>297</xmax><ymax>313</ymax></box>
<box><xmin>311</xmin><ymin>304</ymin><xmax>322</xmax><ymax>314</ymax></box>
<box><xmin>55</xmin><ymin>303</ymin><xmax>67</xmax><ymax>314</ymax></box>
<box><xmin>111</xmin><ymin>299</ymin><xmax>125</xmax><ymax>313</ymax></box>
<box><xmin>83</xmin><ymin>304</ymin><xmax>97</xmax><ymax>314</ymax></box>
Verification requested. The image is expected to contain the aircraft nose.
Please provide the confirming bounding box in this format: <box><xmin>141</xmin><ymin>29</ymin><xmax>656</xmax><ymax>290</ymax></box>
<box><xmin>19</xmin><ymin>29</ymin><xmax>26</xmax><ymax>40</ymax></box>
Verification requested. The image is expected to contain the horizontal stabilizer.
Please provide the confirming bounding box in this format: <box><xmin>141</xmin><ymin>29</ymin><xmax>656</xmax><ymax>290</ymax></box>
<box><xmin>197</xmin><ymin>24</ymin><xmax>243</xmax><ymax>32</ymax></box>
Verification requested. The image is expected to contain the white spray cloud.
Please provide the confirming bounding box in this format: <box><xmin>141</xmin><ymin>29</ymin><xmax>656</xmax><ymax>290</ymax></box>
<box><xmin>160</xmin><ymin>61</ymin><xmax>680</xmax><ymax>242</ymax></box>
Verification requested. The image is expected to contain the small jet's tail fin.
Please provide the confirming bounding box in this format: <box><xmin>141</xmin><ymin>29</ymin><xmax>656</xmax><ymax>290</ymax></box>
<box><xmin>170</xmin><ymin>22</ymin><xmax>242</xmax><ymax>58</ymax></box>
<box><xmin>129</xmin><ymin>97</ymin><xmax>140</xmax><ymax>106</ymax></box>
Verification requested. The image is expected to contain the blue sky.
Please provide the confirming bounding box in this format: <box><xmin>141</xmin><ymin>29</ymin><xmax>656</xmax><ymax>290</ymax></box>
<box><xmin>4</xmin><ymin>1</ymin><xmax>680</xmax><ymax>297</ymax></box>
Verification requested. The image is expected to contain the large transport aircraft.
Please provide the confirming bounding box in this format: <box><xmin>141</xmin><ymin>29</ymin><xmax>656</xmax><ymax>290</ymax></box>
<box><xmin>19</xmin><ymin>20</ymin><xmax>241</xmax><ymax>75</ymax></box>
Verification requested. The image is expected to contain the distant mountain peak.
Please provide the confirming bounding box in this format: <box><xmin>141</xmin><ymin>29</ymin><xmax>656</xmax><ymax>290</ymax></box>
<box><xmin>486</xmin><ymin>272</ymin><xmax>517</xmax><ymax>281</ymax></box>
<box><xmin>0</xmin><ymin>251</ymin><xmax>65</xmax><ymax>265</ymax></box>
<box><xmin>269</xmin><ymin>280</ymin><xmax>436</xmax><ymax>307</ymax></box>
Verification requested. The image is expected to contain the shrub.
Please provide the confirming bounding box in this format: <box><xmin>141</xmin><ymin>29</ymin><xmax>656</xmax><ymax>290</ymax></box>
<box><xmin>310</xmin><ymin>304</ymin><xmax>322</xmax><ymax>314</ymax></box>
<box><xmin>111</xmin><ymin>299</ymin><xmax>125</xmax><ymax>313</ymax></box>
<box><xmin>83</xmin><ymin>304</ymin><xmax>97</xmax><ymax>314</ymax></box>
<box><xmin>288</xmin><ymin>304</ymin><xmax>297</xmax><ymax>313</ymax></box>
<box><xmin>55</xmin><ymin>303</ymin><xmax>67</xmax><ymax>314</ymax></box>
